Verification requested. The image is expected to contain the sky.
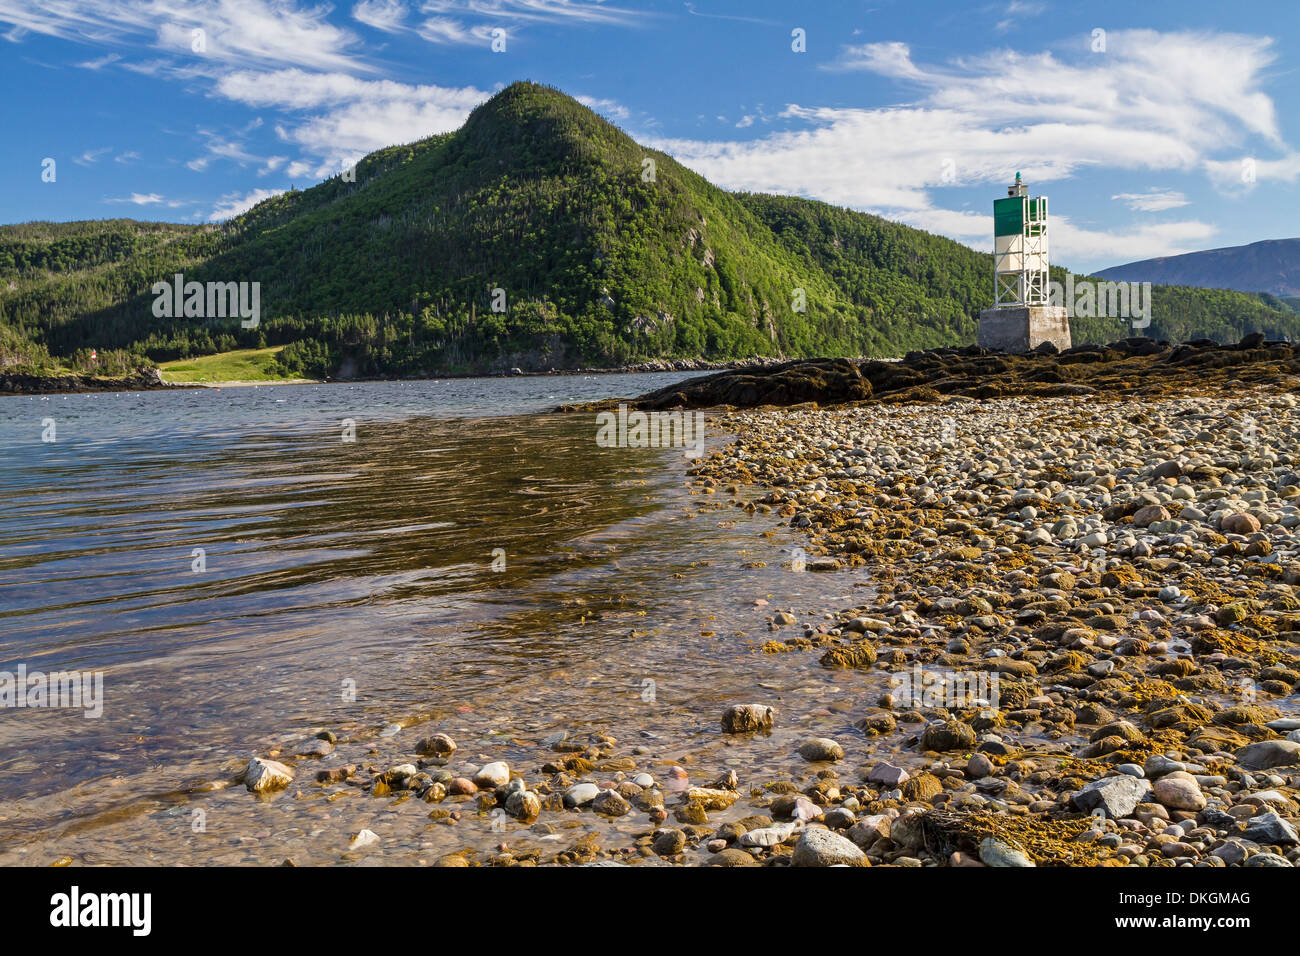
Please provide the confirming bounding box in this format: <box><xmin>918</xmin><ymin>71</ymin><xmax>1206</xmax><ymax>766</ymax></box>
<box><xmin>1</xmin><ymin>0</ymin><xmax>1297</xmax><ymax>273</ymax></box>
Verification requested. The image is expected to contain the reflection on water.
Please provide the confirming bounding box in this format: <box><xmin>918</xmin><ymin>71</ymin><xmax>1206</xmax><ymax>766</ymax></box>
<box><xmin>0</xmin><ymin>375</ymin><xmax>886</xmax><ymax>865</ymax></box>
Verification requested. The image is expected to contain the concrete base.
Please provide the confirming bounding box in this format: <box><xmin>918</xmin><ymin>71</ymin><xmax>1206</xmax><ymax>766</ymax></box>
<box><xmin>978</xmin><ymin>305</ymin><xmax>1072</xmax><ymax>353</ymax></box>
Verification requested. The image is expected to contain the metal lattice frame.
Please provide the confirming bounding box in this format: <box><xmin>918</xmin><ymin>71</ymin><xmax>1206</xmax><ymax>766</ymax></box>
<box><xmin>994</xmin><ymin>196</ymin><xmax>1050</xmax><ymax>308</ymax></box>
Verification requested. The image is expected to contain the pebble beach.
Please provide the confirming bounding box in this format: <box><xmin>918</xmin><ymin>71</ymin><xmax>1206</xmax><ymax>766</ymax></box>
<box><xmin>176</xmin><ymin>357</ymin><xmax>1300</xmax><ymax>868</ymax></box>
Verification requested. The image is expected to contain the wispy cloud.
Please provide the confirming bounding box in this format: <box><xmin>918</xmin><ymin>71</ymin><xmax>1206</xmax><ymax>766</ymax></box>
<box><xmin>209</xmin><ymin>187</ymin><xmax>286</xmax><ymax>221</ymax></box>
<box><xmin>659</xmin><ymin>29</ymin><xmax>1293</xmax><ymax>265</ymax></box>
<box><xmin>575</xmin><ymin>94</ymin><xmax>628</xmax><ymax>121</ymax></box>
<box><xmin>0</xmin><ymin>0</ymin><xmax>372</xmax><ymax>72</ymax></box>
<box><xmin>105</xmin><ymin>192</ymin><xmax>188</xmax><ymax>208</ymax></box>
<box><xmin>72</xmin><ymin>146</ymin><xmax>113</xmax><ymax>166</ymax></box>
<box><xmin>413</xmin><ymin>0</ymin><xmax>644</xmax><ymax>46</ymax></box>
<box><xmin>185</xmin><ymin>133</ymin><xmax>266</xmax><ymax>172</ymax></box>
<box><xmin>217</xmin><ymin>68</ymin><xmax>489</xmax><ymax>176</ymax></box>
<box><xmin>1112</xmin><ymin>189</ymin><xmax>1190</xmax><ymax>212</ymax></box>
<box><xmin>683</xmin><ymin>1</ymin><xmax>777</xmax><ymax>26</ymax></box>
<box><xmin>352</xmin><ymin>0</ymin><xmax>408</xmax><ymax>32</ymax></box>
<box><xmin>996</xmin><ymin>0</ymin><xmax>1046</xmax><ymax>33</ymax></box>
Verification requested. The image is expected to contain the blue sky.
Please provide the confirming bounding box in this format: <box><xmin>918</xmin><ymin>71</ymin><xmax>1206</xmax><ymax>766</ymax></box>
<box><xmin>1</xmin><ymin>0</ymin><xmax>1297</xmax><ymax>272</ymax></box>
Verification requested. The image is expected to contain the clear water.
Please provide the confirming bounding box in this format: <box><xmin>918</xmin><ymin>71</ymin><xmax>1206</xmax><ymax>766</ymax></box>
<box><xmin>0</xmin><ymin>375</ymin><xmax>889</xmax><ymax>865</ymax></box>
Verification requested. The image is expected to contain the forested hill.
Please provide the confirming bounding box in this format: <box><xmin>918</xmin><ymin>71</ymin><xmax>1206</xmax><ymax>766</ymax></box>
<box><xmin>2</xmin><ymin>82</ymin><xmax>1297</xmax><ymax>378</ymax></box>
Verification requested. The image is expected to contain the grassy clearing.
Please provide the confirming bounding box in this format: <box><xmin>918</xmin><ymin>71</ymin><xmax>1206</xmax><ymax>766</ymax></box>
<box><xmin>158</xmin><ymin>346</ymin><xmax>308</xmax><ymax>383</ymax></box>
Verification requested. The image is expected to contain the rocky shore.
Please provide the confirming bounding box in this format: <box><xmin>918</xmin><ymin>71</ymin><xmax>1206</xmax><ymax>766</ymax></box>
<box><xmin>588</xmin><ymin>332</ymin><xmax>1298</xmax><ymax>412</ymax></box>
<box><xmin>677</xmin><ymin>386</ymin><xmax>1300</xmax><ymax>866</ymax></box>
<box><xmin>0</xmin><ymin>367</ymin><xmax>174</xmax><ymax>396</ymax></box>
<box><xmin>209</xmin><ymin>335</ymin><xmax>1299</xmax><ymax>867</ymax></box>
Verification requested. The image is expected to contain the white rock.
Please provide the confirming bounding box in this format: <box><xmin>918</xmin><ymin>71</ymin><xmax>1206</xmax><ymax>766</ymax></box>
<box><xmin>243</xmin><ymin>757</ymin><xmax>294</xmax><ymax>793</ymax></box>
<box><xmin>473</xmin><ymin>761</ymin><xmax>511</xmax><ymax>788</ymax></box>
<box><xmin>349</xmin><ymin>829</ymin><xmax>379</xmax><ymax>850</ymax></box>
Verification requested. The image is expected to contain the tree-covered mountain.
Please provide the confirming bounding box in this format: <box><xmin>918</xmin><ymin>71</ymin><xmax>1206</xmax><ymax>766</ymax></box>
<box><xmin>2</xmin><ymin>82</ymin><xmax>1297</xmax><ymax>378</ymax></box>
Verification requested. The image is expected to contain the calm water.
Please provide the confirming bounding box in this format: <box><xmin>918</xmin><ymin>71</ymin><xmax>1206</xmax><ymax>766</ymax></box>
<box><xmin>0</xmin><ymin>375</ymin><xmax>887</xmax><ymax>865</ymax></box>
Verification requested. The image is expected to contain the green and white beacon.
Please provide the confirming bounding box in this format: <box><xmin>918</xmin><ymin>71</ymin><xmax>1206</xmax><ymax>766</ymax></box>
<box><xmin>978</xmin><ymin>172</ymin><xmax>1072</xmax><ymax>352</ymax></box>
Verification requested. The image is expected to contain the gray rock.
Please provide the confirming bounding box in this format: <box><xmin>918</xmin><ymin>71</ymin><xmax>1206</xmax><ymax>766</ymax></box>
<box><xmin>297</xmin><ymin>738</ymin><xmax>334</xmax><ymax>758</ymax></box>
<box><xmin>980</xmin><ymin>837</ymin><xmax>1035</xmax><ymax>867</ymax></box>
<box><xmin>1243</xmin><ymin>811</ymin><xmax>1299</xmax><ymax>845</ymax></box>
<box><xmin>797</xmin><ymin>737</ymin><xmax>844</xmax><ymax>762</ymax></box>
<box><xmin>1210</xmin><ymin>840</ymin><xmax>1249</xmax><ymax>866</ymax></box>
<box><xmin>1244</xmin><ymin>853</ymin><xmax>1293</xmax><ymax>867</ymax></box>
<box><xmin>791</xmin><ymin>826</ymin><xmax>867</xmax><ymax>866</ymax></box>
<box><xmin>1071</xmin><ymin>775</ymin><xmax>1153</xmax><ymax>819</ymax></box>
<box><xmin>824</xmin><ymin>807</ymin><xmax>856</xmax><ymax>830</ymax></box>
<box><xmin>1143</xmin><ymin>754</ymin><xmax>1185</xmax><ymax>778</ymax></box>
<box><xmin>866</xmin><ymin>762</ymin><xmax>909</xmax><ymax>787</ymax></box>
<box><xmin>1235</xmin><ymin>740</ymin><xmax>1300</xmax><ymax>771</ymax></box>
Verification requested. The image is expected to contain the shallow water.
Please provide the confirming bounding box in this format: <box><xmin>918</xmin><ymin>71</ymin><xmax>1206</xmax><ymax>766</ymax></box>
<box><xmin>0</xmin><ymin>375</ymin><xmax>893</xmax><ymax>865</ymax></box>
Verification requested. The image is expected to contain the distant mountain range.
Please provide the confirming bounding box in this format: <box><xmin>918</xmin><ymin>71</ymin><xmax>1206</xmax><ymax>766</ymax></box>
<box><xmin>3</xmin><ymin>82</ymin><xmax>1299</xmax><ymax>377</ymax></box>
<box><xmin>1098</xmin><ymin>238</ymin><xmax>1300</xmax><ymax>298</ymax></box>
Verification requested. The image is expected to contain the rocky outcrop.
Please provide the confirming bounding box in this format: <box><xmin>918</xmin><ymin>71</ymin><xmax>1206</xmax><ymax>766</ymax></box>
<box><xmin>569</xmin><ymin>334</ymin><xmax>1300</xmax><ymax>412</ymax></box>
<box><xmin>0</xmin><ymin>367</ymin><xmax>173</xmax><ymax>396</ymax></box>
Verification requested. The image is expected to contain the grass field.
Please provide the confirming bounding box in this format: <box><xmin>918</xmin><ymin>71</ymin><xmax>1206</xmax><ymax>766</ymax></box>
<box><xmin>158</xmin><ymin>346</ymin><xmax>309</xmax><ymax>384</ymax></box>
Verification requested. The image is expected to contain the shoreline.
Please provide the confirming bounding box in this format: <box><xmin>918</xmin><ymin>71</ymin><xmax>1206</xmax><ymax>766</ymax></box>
<box><xmin>223</xmin><ymin>373</ymin><xmax>1299</xmax><ymax>867</ymax></box>
<box><xmin>0</xmin><ymin>355</ymin><xmax>798</xmax><ymax>397</ymax></box>
<box><xmin>7</xmin><ymin>348</ymin><xmax>1299</xmax><ymax>868</ymax></box>
<box><xmin>102</xmin><ymin>378</ymin><xmax>1295</xmax><ymax>868</ymax></box>
<box><xmin>677</xmin><ymin>386</ymin><xmax>1300</xmax><ymax>866</ymax></box>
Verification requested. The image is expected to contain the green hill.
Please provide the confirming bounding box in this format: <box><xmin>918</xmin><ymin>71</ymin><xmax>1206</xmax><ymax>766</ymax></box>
<box><xmin>2</xmin><ymin>81</ymin><xmax>1297</xmax><ymax>377</ymax></box>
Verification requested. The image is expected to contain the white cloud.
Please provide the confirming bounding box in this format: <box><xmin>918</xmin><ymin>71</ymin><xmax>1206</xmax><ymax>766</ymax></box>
<box><xmin>1051</xmin><ymin>216</ymin><xmax>1217</xmax><ymax>263</ymax></box>
<box><xmin>73</xmin><ymin>146</ymin><xmax>113</xmax><ymax>166</ymax></box>
<box><xmin>186</xmin><ymin>134</ymin><xmax>265</xmax><ymax>171</ymax></box>
<box><xmin>996</xmin><ymin>0</ymin><xmax>1046</xmax><ymax>33</ymax></box>
<box><xmin>418</xmin><ymin>0</ymin><xmax>641</xmax><ymax>27</ymax></box>
<box><xmin>415</xmin><ymin>16</ymin><xmax>496</xmax><ymax>44</ymax></box>
<box><xmin>1204</xmin><ymin>152</ymin><xmax>1300</xmax><ymax>190</ymax></box>
<box><xmin>574</xmin><ymin>94</ymin><xmax>628</xmax><ymax>121</ymax></box>
<box><xmin>352</xmin><ymin>0</ymin><xmax>408</xmax><ymax>32</ymax></box>
<box><xmin>0</xmin><ymin>0</ymin><xmax>371</xmax><ymax>73</ymax></box>
<box><xmin>656</xmin><ymin>29</ymin><xmax>1292</xmax><ymax>267</ymax></box>
<box><xmin>1111</xmin><ymin>189</ymin><xmax>1189</xmax><ymax>212</ymax></box>
<box><xmin>106</xmin><ymin>192</ymin><xmax>164</xmax><ymax>205</ymax></box>
<box><xmin>77</xmin><ymin>51</ymin><xmax>120</xmax><ymax>69</ymax></box>
<box><xmin>105</xmin><ymin>192</ymin><xmax>188</xmax><ymax>208</ymax></box>
<box><xmin>215</xmin><ymin>68</ymin><xmax>488</xmax><ymax>173</ymax></box>
<box><xmin>412</xmin><ymin>0</ymin><xmax>643</xmax><ymax>45</ymax></box>
<box><xmin>209</xmin><ymin>187</ymin><xmax>286</xmax><ymax>221</ymax></box>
